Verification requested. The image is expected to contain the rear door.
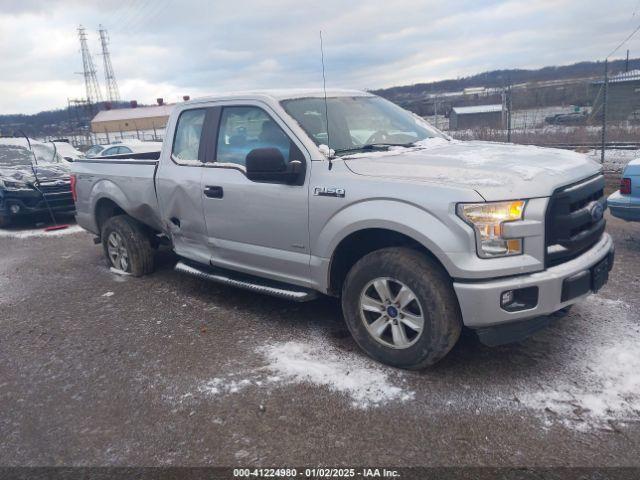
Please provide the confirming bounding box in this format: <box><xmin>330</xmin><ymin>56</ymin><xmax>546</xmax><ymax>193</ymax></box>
<box><xmin>199</xmin><ymin>102</ymin><xmax>312</xmax><ymax>286</ymax></box>
<box><xmin>155</xmin><ymin>107</ymin><xmax>211</xmax><ymax>265</ymax></box>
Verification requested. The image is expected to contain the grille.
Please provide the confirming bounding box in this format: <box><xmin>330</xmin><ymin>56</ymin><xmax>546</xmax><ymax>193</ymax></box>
<box><xmin>39</xmin><ymin>182</ymin><xmax>71</xmax><ymax>194</ymax></box>
<box><xmin>37</xmin><ymin>181</ymin><xmax>75</xmax><ymax>211</ymax></box>
<box><xmin>545</xmin><ymin>174</ymin><xmax>606</xmax><ymax>267</ymax></box>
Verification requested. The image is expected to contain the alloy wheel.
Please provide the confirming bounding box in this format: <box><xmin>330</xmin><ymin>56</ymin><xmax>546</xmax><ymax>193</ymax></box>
<box><xmin>107</xmin><ymin>231</ymin><xmax>129</xmax><ymax>272</ymax></box>
<box><xmin>359</xmin><ymin>277</ymin><xmax>425</xmax><ymax>349</ymax></box>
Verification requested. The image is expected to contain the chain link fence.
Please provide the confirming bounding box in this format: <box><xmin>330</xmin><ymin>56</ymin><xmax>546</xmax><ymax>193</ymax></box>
<box><xmin>414</xmin><ymin>69</ymin><xmax>640</xmax><ymax>173</ymax></box>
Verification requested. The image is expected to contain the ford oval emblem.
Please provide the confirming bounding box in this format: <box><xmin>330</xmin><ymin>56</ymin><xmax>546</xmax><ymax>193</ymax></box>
<box><xmin>590</xmin><ymin>201</ymin><xmax>604</xmax><ymax>222</ymax></box>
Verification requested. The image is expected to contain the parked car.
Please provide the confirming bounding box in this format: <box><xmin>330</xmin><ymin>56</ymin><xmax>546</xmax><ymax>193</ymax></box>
<box><xmin>0</xmin><ymin>138</ymin><xmax>75</xmax><ymax>228</ymax></box>
<box><xmin>86</xmin><ymin>140</ymin><xmax>163</xmax><ymax>160</ymax></box>
<box><xmin>84</xmin><ymin>145</ymin><xmax>106</xmax><ymax>158</ymax></box>
<box><xmin>608</xmin><ymin>158</ymin><xmax>640</xmax><ymax>221</ymax></box>
<box><xmin>544</xmin><ymin>112</ymin><xmax>588</xmax><ymax>125</ymax></box>
<box><xmin>72</xmin><ymin>89</ymin><xmax>613</xmax><ymax>369</ymax></box>
<box><xmin>52</xmin><ymin>141</ymin><xmax>84</xmax><ymax>162</ymax></box>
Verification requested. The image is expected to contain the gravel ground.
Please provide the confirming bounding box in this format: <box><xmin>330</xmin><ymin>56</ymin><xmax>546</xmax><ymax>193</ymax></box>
<box><xmin>0</xmin><ymin>211</ymin><xmax>638</xmax><ymax>467</ymax></box>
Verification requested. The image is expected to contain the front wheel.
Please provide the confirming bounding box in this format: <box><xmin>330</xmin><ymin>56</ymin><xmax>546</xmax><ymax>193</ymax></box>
<box><xmin>341</xmin><ymin>247</ymin><xmax>462</xmax><ymax>369</ymax></box>
<box><xmin>101</xmin><ymin>215</ymin><xmax>154</xmax><ymax>277</ymax></box>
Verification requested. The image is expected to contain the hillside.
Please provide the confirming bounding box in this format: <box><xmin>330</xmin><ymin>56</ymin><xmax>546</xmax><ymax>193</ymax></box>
<box><xmin>1</xmin><ymin>58</ymin><xmax>637</xmax><ymax>138</ymax></box>
<box><xmin>373</xmin><ymin>58</ymin><xmax>636</xmax><ymax>98</ymax></box>
<box><xmin>0</xmin><ymin>101</ymin><xmax>132</xmax><ymax>139</ymax></box>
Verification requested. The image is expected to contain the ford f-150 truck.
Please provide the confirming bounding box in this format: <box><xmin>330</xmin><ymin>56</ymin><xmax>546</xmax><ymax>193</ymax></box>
<box><xmin>71</xmin><ymin>89</ymin><xmax>614</xmax><ymax>369</ymax></box>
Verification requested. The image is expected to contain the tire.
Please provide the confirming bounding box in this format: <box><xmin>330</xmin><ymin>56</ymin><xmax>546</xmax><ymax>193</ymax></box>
<box><xmin>0</xmin><ymin>215</ymin><xmax>10</xmax><ymax>228</ymax></box>
<box><xmin>341</xmin><ymin>247</ymin><xmax>462</xmax><ymax>370</ymax></box>
<box><xmin>101</xmin><ymin>215</ymin><xmax>154</xmax><ymax>277</ymax></box>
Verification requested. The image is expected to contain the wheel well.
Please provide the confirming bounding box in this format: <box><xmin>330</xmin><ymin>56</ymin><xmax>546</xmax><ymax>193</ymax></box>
<box><xmin>328</xmin><ymin>228</ymin><xmax>446</xmax><ymax>296</ymax></box>
<box><xmin>95</xmin><ymin>198</ymin><xmax>125</xmax><ymax>233</ymax></box>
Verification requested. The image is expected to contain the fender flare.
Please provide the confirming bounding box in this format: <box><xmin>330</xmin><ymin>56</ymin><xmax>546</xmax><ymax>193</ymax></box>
<box><xmin>313</xmin><ymin>199</ymin><xmax>472</xmax><ymax>288</ymax></box>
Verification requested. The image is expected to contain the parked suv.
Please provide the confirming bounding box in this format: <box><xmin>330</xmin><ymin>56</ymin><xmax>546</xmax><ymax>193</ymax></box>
<box><xmin>72</xmin><ymin>90</ymin><xmax>614</xmax><ymax>369</ymax></box>
<box><xmin>0</xmin><ymin>138</ymin><xmax>74</xmax><ymax>228</ymax></box>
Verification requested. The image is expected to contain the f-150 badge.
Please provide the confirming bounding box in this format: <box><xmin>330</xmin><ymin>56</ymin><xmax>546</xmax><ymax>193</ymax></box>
<box><xmin>313</xmin><ymin>186</ymin><xmax>345</xmax><ymax>197</ymax></box>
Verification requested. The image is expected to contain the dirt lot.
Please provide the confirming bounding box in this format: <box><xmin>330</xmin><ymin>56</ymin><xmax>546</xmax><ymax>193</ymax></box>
<box><xmin>0</xmin><ymin>211</ymin><xmax>638</xmax><ymax>468</ymax></box>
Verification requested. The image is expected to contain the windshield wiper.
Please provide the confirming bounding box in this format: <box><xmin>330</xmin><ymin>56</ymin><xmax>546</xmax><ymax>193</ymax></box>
<box><xmin>334</xmin><ymin>143</ymin><xmax>415</xmax><ymax>155</ymax></box>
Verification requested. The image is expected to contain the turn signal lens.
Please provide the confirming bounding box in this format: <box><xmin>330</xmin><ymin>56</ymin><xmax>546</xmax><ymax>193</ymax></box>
<box><xmin>70</xmin><ymin>174</ymin><xmax>77</xmax><ymax>203</ymax></box>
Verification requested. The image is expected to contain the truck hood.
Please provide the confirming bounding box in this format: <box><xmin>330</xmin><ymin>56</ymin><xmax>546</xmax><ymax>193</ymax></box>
<box><xmin>343</xmin><ymin>139</ymin><xmax>602</xmax><ymax>201</ymax></box>
<box><xmin>0</xmin><ymin>162</ymin><xmax>71</xmax><ymax>186</ymax></box>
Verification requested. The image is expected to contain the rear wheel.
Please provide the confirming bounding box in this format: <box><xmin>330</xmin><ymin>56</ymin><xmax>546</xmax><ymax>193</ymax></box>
<box><xmin>341</xmin><ymin>247</ymin><xmax>462</xmax><ymax>369</ymax></box>
<box><xmin>101</xmin><ymin>215</ymin><xmax>154</xmax><ymax>277</ymax></box>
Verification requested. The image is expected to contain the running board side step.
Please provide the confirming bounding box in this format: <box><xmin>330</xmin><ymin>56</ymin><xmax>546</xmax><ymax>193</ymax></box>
<box><xmin>175</xmin><ymin>260</ymin><xmax>318</xmax><ymax>302</ymax></box>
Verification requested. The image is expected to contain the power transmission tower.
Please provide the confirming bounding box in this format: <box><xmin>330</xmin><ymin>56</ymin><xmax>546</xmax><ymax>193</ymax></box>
<box><xmin>98</xmin><ymin>25</ymin><xmax>120</xmax><ymax>103</ymax></box>
<box><xmin>77</xmin><ymin>25</ymin><xmax>103</xmax><ymax>105</ymax></box>
<box><xmin>68</xmin><ymin>98</ymin><xmax>93</xmax><ymax>146</ymax></box>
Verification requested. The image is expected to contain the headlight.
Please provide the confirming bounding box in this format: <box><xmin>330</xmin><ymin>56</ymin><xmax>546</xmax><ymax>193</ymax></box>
<box><xmin>457</xmin><ymin>200</ymin><xmax>526</xmax><ymax>258</ymax></box>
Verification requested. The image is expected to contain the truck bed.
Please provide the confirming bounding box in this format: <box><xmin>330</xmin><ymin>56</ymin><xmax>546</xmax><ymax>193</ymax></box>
<box><xmin>72</xmin><ymin>158</ymin><xmax>164</xmax><ymax>235</ymax></box>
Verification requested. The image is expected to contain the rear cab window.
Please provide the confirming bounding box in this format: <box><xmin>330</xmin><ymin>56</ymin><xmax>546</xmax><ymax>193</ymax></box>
<box><xmin>172</xmin><ymin>109</ymin><xmax>207</xmax><ymax>165</ymax></box>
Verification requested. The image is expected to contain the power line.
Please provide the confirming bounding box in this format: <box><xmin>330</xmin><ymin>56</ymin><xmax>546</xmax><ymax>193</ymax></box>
<box><xmin>119</xmin><ymin>0</ymin><xmax>155</xmax><ymax>33</ymax></box>
<box><xmin>607</xmin><ymin>21</ymin><xmax>640</xmax><ymax>59</ymax></box>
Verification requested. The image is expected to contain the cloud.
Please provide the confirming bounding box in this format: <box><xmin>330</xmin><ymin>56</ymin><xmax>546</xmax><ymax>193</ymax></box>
<box><xmin>0</xmin><ymin>0</ymin><xmax>638</xmax><ymax>114</ymax></box>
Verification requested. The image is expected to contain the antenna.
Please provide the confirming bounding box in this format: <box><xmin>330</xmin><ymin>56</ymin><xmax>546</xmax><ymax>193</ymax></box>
<box><xmin>320</xmin><ymin>30</ymin><xmax>333</xmax><ymax>170</ymax></box>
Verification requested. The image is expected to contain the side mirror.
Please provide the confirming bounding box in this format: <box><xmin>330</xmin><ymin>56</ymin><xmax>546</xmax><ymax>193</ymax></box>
<box><xmin>245</xmin><ymin>148</ymin><xmax>302</xmax><ymax>184</ymax></box>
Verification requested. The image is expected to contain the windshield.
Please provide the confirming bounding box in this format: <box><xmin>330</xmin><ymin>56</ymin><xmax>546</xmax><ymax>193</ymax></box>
<box><xmin>0</xmin><ymin>144</ymin><xmax>63</xmax><ymax>167</ymax></box>
<box><xmin>85</xmin><ymin>145</ymin><xmax>105</xmax><ymax>157</ymax></box>
<box><xmin>280</xmin><ymin>95</ymin><xmax>445</xmax><ymax>155</ymax></box>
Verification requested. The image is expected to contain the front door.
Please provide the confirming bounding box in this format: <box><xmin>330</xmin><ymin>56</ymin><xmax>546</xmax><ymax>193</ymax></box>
<box><xmin>200</xmin><ymin>103</ymin><xmax>312</xmax><ymax>286</ymax></box>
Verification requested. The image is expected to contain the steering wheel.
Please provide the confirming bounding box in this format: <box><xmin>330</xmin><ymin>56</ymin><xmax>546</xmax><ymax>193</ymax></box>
<box><xmin>364</xmin><ymin>130</ymin><xmax>390</xmax><ymax>145</ymax></box>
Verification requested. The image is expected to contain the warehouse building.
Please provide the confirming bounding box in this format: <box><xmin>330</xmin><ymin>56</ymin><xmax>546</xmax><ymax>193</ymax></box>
<box><xmin>591</xmin><ymin>69</ymin><xmax>640</xmax><ymax>122</ymax></box>
<box><xmin>449</xmin><ymin>104</ymin><xmax>504</xmax><ymax>130</ymax></box>
<box><xmin>90</xmin><ymin>99</ymin><xmax>176</xmax><ymax>141</ymax></box>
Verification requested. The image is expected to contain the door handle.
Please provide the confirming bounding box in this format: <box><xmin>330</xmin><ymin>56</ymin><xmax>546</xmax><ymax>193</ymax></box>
<box><xmin>204</xmin><ymin>186</ymin><xmax>224</xmax><ymax>198</ymax></box>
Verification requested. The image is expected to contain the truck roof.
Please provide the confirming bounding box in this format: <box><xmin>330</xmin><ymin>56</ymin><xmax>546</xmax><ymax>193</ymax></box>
<box><xmin>189</xmin><ymin>88</ymin><xmax>373</xmax><ymax>104</ymax></box>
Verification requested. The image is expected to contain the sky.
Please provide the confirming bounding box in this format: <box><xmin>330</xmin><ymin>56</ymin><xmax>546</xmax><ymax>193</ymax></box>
<box><xmin>0</xmin><ymin>0</ymin><xmax>639</xmax><ymax>114</ymax></box>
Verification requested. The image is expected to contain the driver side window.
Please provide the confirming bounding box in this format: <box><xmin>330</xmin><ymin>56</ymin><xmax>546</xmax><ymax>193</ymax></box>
<box><xmin>216</xmin><ymin>106</ymin><xmax>291</xmax><ymax>167</ymax></box>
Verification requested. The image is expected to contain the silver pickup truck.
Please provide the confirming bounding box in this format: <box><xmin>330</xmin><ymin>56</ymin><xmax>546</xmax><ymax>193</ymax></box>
<box><xmin>72</xmin><ymin>89</ymin><xmax>614</xmax><ymax>369</ymax></box>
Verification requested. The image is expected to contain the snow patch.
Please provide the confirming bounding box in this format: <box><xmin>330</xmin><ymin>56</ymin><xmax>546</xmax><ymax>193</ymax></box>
<box><xmin>101</xmin><ymin>291</ymin><xmax>114</xmax><ymax>297</ymax></box>
<box><xmin>109</xmin><ymin>267</ymin><xmax>131</xmax><ymax>276</ymax></box>
<box><xmin>588</xmin><ymin>149</ymin><xmax>639</xmax><ymax>173</ymax></box>
<box><xmin>0</xmin><ymin>225</ymin><xmax>84</xmax><ymax>239</ymax></box>
<box><xmin>260</xmin><ymin>339</ymin><xmax>414</xmax><ymax>408</ymax></box>
<box><xmin>519</xmin><ymin>295</ymin><xmax>640</xmax><ymax>431</ymax></box>
<box><xmin>172</xmin><ymin>336</ymin><xmax>413</xmax><ymax>410</ymax></box>
<box><xmin>198</xmin><ymin>377</ymin><xmax>253</xmax><ymax>396</ymax></box>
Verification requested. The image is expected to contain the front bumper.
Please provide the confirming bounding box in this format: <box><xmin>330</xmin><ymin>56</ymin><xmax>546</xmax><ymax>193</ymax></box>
<box><xmin>453</xmin><ymin>232</ymin><xmax>614</xmax><ymax>329</ymax></box>
<box><xmin>0</xmin><ymin>188</ymin><xmax>75</xmax><ymax>218</ymax></box>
